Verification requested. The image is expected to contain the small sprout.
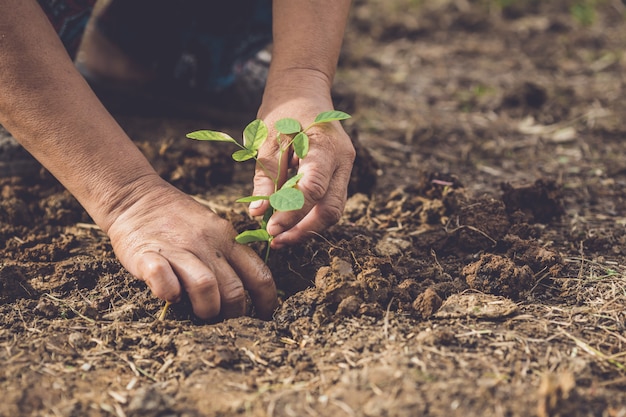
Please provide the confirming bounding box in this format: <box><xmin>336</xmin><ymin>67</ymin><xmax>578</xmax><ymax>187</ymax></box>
<box><xmin>158</xmin><ymin>300</ymin><xmax>171</xmax><ymax>321</ymax></box>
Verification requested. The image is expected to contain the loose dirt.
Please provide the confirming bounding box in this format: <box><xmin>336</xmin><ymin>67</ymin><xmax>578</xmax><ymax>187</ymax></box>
<box><xmin>1</xmin><ymin>1</ymin><xmax>626</xmax><ymax>416</ymax></box>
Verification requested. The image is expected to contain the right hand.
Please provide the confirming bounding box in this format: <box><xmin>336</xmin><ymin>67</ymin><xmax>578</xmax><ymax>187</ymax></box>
<box><xmin>104</xmin><ymin>177</ymin><xmax>279</xmax><ymax>320</ymax></box>
<box><xmin>249</xmin><ymin>93</ymin><xmax>356</xmax><ymax>249</ymax></box>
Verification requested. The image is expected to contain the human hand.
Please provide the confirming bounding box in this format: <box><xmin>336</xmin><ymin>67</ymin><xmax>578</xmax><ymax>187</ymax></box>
<box><xmin>0</xmin><ymin>0</ymin><xmax>279</xmax><ymax>323</ymax></box>
<box><xmin>104</xmin><ymin>177</ymin><xmax>278</xmax><ymax>320</ymax></box>
<box><xmin>249</xmin><ymin>95</ymin><xmax>356</xmax><ymax>249</ymax></box>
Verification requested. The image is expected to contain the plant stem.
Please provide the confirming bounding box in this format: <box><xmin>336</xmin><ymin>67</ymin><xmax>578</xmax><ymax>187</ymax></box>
<box><xmin>264</xmin><ymin>238</ymin><xmax>272</xmax><ymax>263</ymax></box>
<box><xmin>158</xmin><ymin>301</ymin><xmax>171</xmax><ymax>321</ymax></box>
<box><xmin>274</xmin><ymin>143</ymin><xmax>286</xmax><ymax>193</ymax></box>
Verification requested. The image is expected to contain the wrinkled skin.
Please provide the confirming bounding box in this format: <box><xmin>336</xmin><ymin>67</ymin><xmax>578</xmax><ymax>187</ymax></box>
<box><xmin>105</xmin><ymin>179</ymin><xmax>278</xmax><ymax>320</ymax></box>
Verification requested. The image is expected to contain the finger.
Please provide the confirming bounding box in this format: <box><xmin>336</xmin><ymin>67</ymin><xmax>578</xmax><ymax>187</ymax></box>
<box><xmin>268</xmin><ymin>136</ymin><xmax>355</xmax><ymax>249</ymax></box>
<box><xmin>210</xmin><ymin>255</ymin><xmax>247</xmax><ymax>319</ymax></box>
<box><xmin>250</xmin><ymin>138</ymin><xmax>285</xmax><ymax>217</ymax></box>
<box><xmin>289</xmin><ymin>152</ymin><xmax>300</xmax><ymax>169</ymax></box>
<box><xmin>266</xmin><ymin>142</ymin><xmax>337</xmax><ymax>237</ymax></box>
<box><xmin>167</xmin><ymin>253</ymin><xmax>221</xmax><ymax>320</ymax></box>
<box><xmin>249</xmin><ymin>169</ymin><xmax>273</xmax><ymax>217</ymax></box>
<box><xmin>227</xmin><ymin>242</ymin><xmax>278</xmax><ymax>320</ymax></box>
<box><xmin>272</xmin><ymin>160</ymin><xmax>353</xmax><ymax>248</ymax></box>
<box><xmin>135</xmin><ymin>251</ymin><xmax>182</xmax><ymax>303</ymax></box>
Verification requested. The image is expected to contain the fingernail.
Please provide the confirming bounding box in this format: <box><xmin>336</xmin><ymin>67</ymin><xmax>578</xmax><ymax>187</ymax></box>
<box><xmin>249</xmin><ymin>200</ymin><xmax>262</xmax><ymax>210</ymax></box>
<box><xmin>270</xmin><ymin>239</ymin><xmax>284</xmax><ymax>250</ymax></box>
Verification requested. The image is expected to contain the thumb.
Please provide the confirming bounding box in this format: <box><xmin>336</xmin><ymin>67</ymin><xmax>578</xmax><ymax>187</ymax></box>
<box><xmin>249</xmin><ymin>165</ymin><xmax>275</xmax><ymax>217</ymax></box>
<box><xmin>250</xmin><ymin>136</ymin><xmax>292</xmax><ymax>217</ymax></box>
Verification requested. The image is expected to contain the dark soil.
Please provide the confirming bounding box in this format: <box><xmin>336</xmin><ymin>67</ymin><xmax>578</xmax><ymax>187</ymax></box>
<box><xmin>2</xmin><ymin>1</ymin><xmax>626</xmax><ymax>416</ymax></box>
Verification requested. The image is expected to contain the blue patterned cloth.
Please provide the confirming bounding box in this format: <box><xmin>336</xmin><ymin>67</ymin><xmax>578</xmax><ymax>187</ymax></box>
<box><xmin>37</xmin><ymin>0</ymin><xmax>273</xmax><ymax>92</ymax></box>
<box><xmin>37</xmin><ymin>0</ymin><xmax>97</xmax><ymax>56</ymax></box>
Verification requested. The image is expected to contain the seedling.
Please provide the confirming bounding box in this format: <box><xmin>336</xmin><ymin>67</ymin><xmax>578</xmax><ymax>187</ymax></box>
<box><xmin>156</xmin><ymin>110</ymin><xmax>351</xmax><ymax>321</ymax></box>
<box><xmin>186</xmin><ymin>110</ymin><xmax>351</xmax><ymax>261</ymax></box>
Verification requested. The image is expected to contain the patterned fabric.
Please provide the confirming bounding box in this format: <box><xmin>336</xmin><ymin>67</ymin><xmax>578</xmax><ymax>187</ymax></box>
<box><xmin>37</xmin><ymin>0</ymin><xmax>273</xmax><ymax>92</ymax></box>
<box><xmin>36</xmin><ymin>0</ymin><xmax>97</xmax><ymax>58</ymax></box>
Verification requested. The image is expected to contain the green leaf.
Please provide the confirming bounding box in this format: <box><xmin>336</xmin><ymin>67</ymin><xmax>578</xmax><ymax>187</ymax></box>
<box><xmin>236</xmin><ymin>195</ymin><xmax>270</xmax><ymax>203</ymax></box>
<box><xmin>232</xmin><ymin>149</ymin><xmax>257</xmax><ymax>162</ymax></box>
<box><xmin>281</xmin><ymin>173</ymin><xmax>304</xmax><ymax>190</ymax></box>
<box><xmin>243</xmin><ymin>119</ymin><xmax>268</xmax><ymax>152</ymax></box>
<box><xmin>186</xmin><ymin>130</ymin><xmax>237</xmax><ymax>143</ymax></box>
<box><xmin>313</xmin><ymin>110</ymin><xmax>352</xmax><ymax>124</ymax></box>
<box><xmin>275</xmin><ymin>118</ymin><xmax>302</xmax><ymax>135</ymax></box>
<box><xmin>293</xmin><ymin>132</ymin><xmax>309</xmax><ymax>159</ymax></box>
<box><xmin>270</xmin><ymin>188</ymin><xmax>305</xmax><ymax>212</ymax></box>
<box><xmin>236</xmin><ymin>229</ymin><xmax>271</xmax><ymax>244</ymax></box>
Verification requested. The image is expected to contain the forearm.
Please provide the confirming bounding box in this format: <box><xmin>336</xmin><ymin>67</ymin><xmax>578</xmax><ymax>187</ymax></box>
<box><xmin>0</xmin><ymin>0</ymin><xmax>159</xmax><ymax>231</ymax></box>
<box><xmin>262</xmin><ymin>0</ymin><xmax>352</xmax><ymax>105</ymax></box>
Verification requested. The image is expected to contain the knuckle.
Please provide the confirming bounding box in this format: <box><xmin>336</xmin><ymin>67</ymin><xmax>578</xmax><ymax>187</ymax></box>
<box><xmin>253</xmin><ymin>171</ymin><xmax>274</xmax><ymax>188</ymax></box>
<box><xmin>249</xmin><ymin>265</ymin><xmax>276</xmax><ymax>294</ymax></box>
<box><xmin>345</xmin><ymin>144</ymin><xmax>356</xmax><ymax>163</ymax></box>
<box><xmin>320</xmin><ymin>201</ymin><xmax>345</xmax><ymax>226</ymax></box>
<box><xmin>311</xmin><ymin>129</ymin><xmax>355</xmax><ymax>157</ymax></box>
<box><xmin>186</xmin><ymin>272</ymin><xmax>219</xmax><ymax>295</ymax></box>
<box><xmin>141</xmin><ymin>257</ymin><xmax>168</xmax><ymax>278</ymax></box>
<box><xmin>140</xmin><ymin>259</ymin><xmax>181</xmax><ymax>302</ymax></box>
<box><xmin>258</xmin><ymin>137</ymin><xmax>280</xmax><ymax>156</ymax></box>
<box><xmin>255</xmin><ymin>146</ymin><xmax>280</xmax><ymax>173</ymax></box>
<box><xmin>221</xmin><ymin>280</ymin><xmax>246</xmax><ymax>305</ymax></box>
<box><xmin>299</xmin><ymin>171</ymin><xmax>328</xmax><ymax>202</ymax></box>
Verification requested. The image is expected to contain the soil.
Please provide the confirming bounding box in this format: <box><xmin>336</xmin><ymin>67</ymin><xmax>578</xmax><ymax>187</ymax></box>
<box><xmin>1</xmin><ymin>1</ymin><xmax>626</xmax><ymax>416</ymax></box>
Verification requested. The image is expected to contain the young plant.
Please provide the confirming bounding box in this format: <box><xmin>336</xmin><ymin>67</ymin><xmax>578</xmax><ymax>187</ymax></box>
<box><xmin>156</xmin><ymin>110</ymin><xmax>350</xmax><ymax>321</ymax></box>
<box><xmin>186</xmin><ymin>110</ymin><xmax>351</xmax><ymax>262</ymax></box>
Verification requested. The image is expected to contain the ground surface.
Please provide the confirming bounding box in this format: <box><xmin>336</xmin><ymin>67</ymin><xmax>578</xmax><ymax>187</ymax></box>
<box><xmin>1</xmin><ymin>1</ymin><xmax>626</xmax><ymax>416</ymax></box>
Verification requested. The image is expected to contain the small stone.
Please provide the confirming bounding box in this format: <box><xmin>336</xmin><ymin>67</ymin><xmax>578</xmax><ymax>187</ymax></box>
<box><xmin>434</xmin><ymin>293</ymin><xmax>518</xmax><ymax>320</ymax></box>
<box><xmin>375</xmin><ymin>237</ymin><xmax>412</xmax><ymax>257</ymax></box>
<box><xmin>335</xmin><ymin>295</ymin><xmax>363</xmax><ymax>316</ymax></box>
<box><xmin>315</xmin><ymin>257</ymin><xmax>362</xmax><ymax>303</ymax></box>
<box><xmin>357</xmin><ymin>268</ymin><xmax>390</xmax><ymax>303</ymax></box>
<box><xmin>463</xmin><ymin>253</ymin><xmax>535</xmax><ymax>299</ymax></box>
<box><xmin>412</xmin><ymin>288</ymin><xmax>442</xmax><ymax>318</ymax></box>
